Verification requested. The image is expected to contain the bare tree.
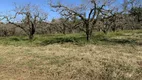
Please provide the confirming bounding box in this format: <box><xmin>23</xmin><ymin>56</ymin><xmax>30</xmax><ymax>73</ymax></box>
<box><xmin>98</xmin><ymin>0</ymin><xmax>133</xmax><ymax>33</ymax></box>
<box><xmin>122</xmin><ymin>0</ymin><xmax>142</xmax><ymax>29</ymax></box>
<box><xmin>0</xmin><ymin>4</ymin><xmax>47</xmax><ymax>40</ymax></box>
<box><xmin>50</xmin><ymin>17</ymin><xmax>69</xmax><ymax>34</ymax></box>
<box><xmin>50</xmin><ymin>17</ymin><xmax>81</xmax><ymax>34</ymax></box>
<box><xmin>49</xmin><ymin>0</ymin><xmax>117</xmax><ymax>41</ymax></box>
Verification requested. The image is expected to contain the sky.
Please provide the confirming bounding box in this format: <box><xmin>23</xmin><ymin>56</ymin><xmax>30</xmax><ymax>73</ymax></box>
<box><xmin>0</xmin><ymin>0</ymin><xmax>57</xmax><ymax>21</ymax></box>
<box><xmin>0</xmin><ymin>0</ymin><xmax>84</xmax><ymax>21</ymax></box>
<box><xmin>0</xmin><ymin>0</ymin><xmax>124</xmax><ymax>21</ymax></box>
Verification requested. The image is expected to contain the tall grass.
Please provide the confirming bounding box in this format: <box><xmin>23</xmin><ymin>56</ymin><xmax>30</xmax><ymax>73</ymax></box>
<box><xmin>0</xmin><ymin>30</ymin><xmax>142</xmax><ymax>80</ymax></box>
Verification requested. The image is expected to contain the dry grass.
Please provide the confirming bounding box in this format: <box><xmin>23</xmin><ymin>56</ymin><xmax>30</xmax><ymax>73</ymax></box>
<box><xmin>0</xmin><ymin>43</ymin><xmax>142</xmax><ymax>80</ymax></box>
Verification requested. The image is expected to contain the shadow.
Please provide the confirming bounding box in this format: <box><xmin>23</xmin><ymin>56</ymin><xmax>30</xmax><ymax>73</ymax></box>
<box><xmin>40</xmin><ymin>36</ymin><xmax>85</xmax><ymax>46</ymax></box>
<box><xmin>10</xmin><ymin>37</ymin><xmax>30</xmax><ymax>41</ymax></box>
<box><xmin>40</xmin><ymin>35</ymin><xmax>140</xmax><ymax>46</ymax></box>
<box><xmin>137</xmin><ymin>42</ymin><xmax>142</xmax><ymax>46</ymax></box>
<box><xmin>10</xmin><ymin>37</ymin><xmax>20</xmax><ymax>41</ymax></box>
<box><xmin>100</xmin><ymin>38</ymin><xmax>137</xmax><ymax>45</ymax></box>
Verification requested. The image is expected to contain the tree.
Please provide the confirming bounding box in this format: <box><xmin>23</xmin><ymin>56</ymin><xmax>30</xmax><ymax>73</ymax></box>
<box><xmin>0</xmin><ymin>4</ymin><xmax>47</xmax><ymax>40</ymax></box>
<box><xmin>99</xmin><ymin>0</ymin><xmax>133</xmax><ymax>33</ymax></box>
<box><xmin>50</xmin><ymin>17</ymin><xmax>69</xmax><ymax>34</ymax></box>
<box><xmin>50</xmin><ymin>17</ymin><xmax>82</xmax><ymax>34</ymax></box>
<box><xmin>130</xmin><ymin>7</ymin><xmax>142</xmax><ymax>22</ymax></box>
<box><xmin>124</xmin><ymin>0</ymin><xmax>142</xmax><ymax>29</ymax></box>
<box><xmin>49</xmin><ymin>0</ymin><xmax>116</xmax><ymax>41</ymax></box>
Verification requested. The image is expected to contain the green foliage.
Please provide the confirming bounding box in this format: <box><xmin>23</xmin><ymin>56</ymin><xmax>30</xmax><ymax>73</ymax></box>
<box><xmin>0</xmin><ymin>30</ymin><xmax>141</xmax><ymax>46</ymax></box>
<box><xmin>40</xmin><ymin>33</ymin><xmax>87</xmax><ymax>46</ymax></box>
<box><xmin>130</xmin><ymin>7</ymin><xmax>142</xmax><ymax>22</ymax></box>
<box><xmin>10</xmin><ymin>37</ymin><xmax>20</xmax><ymax>41</ymax></box>
<box><xmin>40</xmin><ymin>37</ymin><xmax>78</xmax><ymax>45</ymax></box>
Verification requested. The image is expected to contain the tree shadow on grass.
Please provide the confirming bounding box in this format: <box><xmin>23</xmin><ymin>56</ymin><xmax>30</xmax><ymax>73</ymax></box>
<box><xmin>10</xmin><ymin>37</ymin><xmax>21</xmax><ymax>41</ymax></box>
<box><xmin>40</xmin><ymin>36</ymin><xmax>86</xmax><ymax>46</ymax></box>
<box><xmin>100</xmin><ymin>38</ymin><xmax>138</xmax><ymax>45</ymax></box>
<box><xmin>10</xmin><ymin>37</ymin><xmax>30</xmax><ymax>41</ymax></box>
<box><xmin>40</xmin><ymin>35</ymin><xmax>140</xmax><ymax>46</ymax></box>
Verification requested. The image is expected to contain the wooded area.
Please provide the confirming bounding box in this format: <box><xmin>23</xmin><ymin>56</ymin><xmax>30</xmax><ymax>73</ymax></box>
<box><xmin>0</xmin><ymin>0</ymin><xmax>141</xmax><ymax>41</ymax></box>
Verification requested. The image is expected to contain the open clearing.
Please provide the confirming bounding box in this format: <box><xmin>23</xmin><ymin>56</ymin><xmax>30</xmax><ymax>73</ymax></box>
<box><xmin>0</xmin><ymin>44</ymin><xmax>142</xmax><ymax>80</ymax></box>
<box><xmin>0</xmin><ymin>30</ymin><xmax>142</xmax><ymax>80</ymax></box>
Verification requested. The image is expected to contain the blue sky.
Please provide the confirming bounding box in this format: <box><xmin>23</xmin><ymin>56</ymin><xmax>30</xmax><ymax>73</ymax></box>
<box><xmin>0</xmin><ymin>0</ymin><xmax>123</xmax><ymax>21</ymax></box>
<box><xmin>0</xmin><ymin>0</ymin><xmax>58</xmax><ymax>21</ymax></box>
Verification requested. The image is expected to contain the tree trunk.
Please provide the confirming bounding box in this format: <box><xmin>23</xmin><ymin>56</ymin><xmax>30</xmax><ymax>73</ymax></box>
<box><xmin>29</xmin><ymin>23</ymin><xmax>35</xmax><ymax>40</ymax></box>
<box><xmin>29</xmin><ymin>34</ymin><xmax>34</xmax><ymax>40</ymax></box>
<box><xmin>86</xmin><ymin>31</ymin><xmax>90</xmax><ymax>41</ymax></box>
<box><xmin>63</xmin><ymin>26</ymin><xmax>66</xmax><ymax>35</ymax></box>
<box><xmin>103</xmin><ymin>29</ymin><xmax>107</xmax><ymax>34</ymax></box>
<box><xmin>85</xmin><ymin>23</ymin><xmax>91</xmax><ymax>41</ymax></box>
<box><xmin>112</xmin><ymin>25</ymin><xmax>116</xmax><ymax>32</ymax></box>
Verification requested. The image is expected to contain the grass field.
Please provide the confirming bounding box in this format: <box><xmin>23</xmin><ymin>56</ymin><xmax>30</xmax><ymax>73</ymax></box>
<box><xmin>0</xmin><ymin>30</ymin><xmax>142</xmax><ymax>80</ymax></box>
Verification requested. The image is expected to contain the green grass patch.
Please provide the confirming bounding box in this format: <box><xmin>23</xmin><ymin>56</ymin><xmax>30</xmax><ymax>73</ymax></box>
<box><xmin>0</xmin><ymin>30</ymin><xmax>142</xmax><ymax>46</ymax></box>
